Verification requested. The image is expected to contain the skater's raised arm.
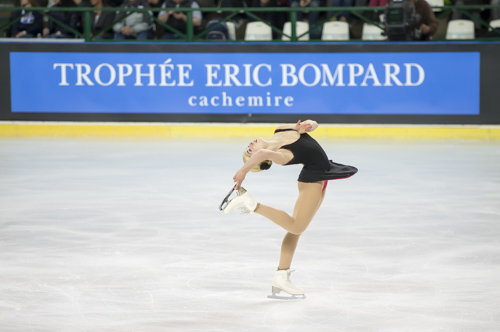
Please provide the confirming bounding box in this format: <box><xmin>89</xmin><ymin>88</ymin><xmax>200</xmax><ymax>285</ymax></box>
<box><xmin>234</xmin><ymin>149</ymin><xmax>289</xmax><ymax>189</ymax></box>
<box><xmin>232</xmin><ymin>119</ymin><xmax>320</xmax><ymax>189</ymax></box>
<box><xmin>276</xmin><ymin>120</ymin><xmax>318</xmax><ymax>134</ymax></box>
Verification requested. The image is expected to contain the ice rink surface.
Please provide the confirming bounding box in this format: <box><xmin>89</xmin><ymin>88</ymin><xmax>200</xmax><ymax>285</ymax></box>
<box><xmin>1</xmin><ymin>137</ymin><xmax>499</xmax><ymax>332</ymax></box>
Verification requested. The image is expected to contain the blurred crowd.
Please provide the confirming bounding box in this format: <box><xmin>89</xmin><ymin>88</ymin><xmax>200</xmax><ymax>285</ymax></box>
<box><xmin>6</xmin><ymin>0</ymin><xmax>500</xmax><ymax>40</ymax></box>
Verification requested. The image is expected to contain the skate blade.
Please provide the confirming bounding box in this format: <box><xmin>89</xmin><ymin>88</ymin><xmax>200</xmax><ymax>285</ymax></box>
<box><xmin>219</xmin><ymin>186</ymin><xmax>237</xmax><ymax>212</ymax></box>
<box><xmin>219</xmin><ymin>186</ymin><xmax>247</xmax><ymax>213</ymax></box>
<box><xmin>267</xmin><ymin>294</ymin><xmax>306</xmax><ymax>300</ymax></box>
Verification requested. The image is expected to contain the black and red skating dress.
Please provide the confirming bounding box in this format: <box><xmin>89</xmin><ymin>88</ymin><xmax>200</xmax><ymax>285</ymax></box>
<box><xmin>275</xmin><ymin>128</ymin><xmax>358</xmax><ymax>183</ymax></box>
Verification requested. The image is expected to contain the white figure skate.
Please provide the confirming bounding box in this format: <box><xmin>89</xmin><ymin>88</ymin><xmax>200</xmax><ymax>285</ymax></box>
<box><xmin>221</xmin><ymin>187</ymin><xmax>258</xmax><ymax>214</ymax></box>
<box><xmin>267</xmin><ymin>269</ymin><xmax>306</xmax><ymax>300</ymax></box>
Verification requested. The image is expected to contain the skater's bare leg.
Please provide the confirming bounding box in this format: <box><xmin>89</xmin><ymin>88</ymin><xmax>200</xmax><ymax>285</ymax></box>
<box><xmin>277</xmin><ymin>187</ymin><xmax>326</xmax><ymax>270</ymax></box>
<box><xmin>278</xmin><ymin>232</ymin><xmax>301</xmax><ymax>270</ymax></box>
<box><xmin>255</xmin><ymin>181</ymin><xmax>325</xmax><ymax>235</ymax></box>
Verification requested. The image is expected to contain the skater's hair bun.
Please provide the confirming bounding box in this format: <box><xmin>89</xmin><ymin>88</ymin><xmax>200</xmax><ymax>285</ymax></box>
<box><xmin>259</xmin><ymin>161</ymin><xmax>272</xmax><ymax>170</ymax></box>
<box><xmin>242</xmin><ymin>153</ymin><xmax>273</xmax><ymax>173</ymax></box>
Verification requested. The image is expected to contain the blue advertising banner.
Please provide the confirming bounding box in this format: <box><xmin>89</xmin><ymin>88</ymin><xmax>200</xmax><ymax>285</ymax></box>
<box><xmin>10</xmin><ymin>52</ymin><xmax>480</xmax><ymax>115</ymax></box>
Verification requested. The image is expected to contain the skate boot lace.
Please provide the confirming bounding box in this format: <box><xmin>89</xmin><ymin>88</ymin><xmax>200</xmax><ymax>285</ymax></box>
<box><xmin>284</xmin><ymin>270</ymin><xmax>303</xmax><ymax>292</ymax></box>
<box><xmin>239</xmin><ymin>206</ymin><xmax>253</xmax><ymax>214</ymax></box>
<box><xmin>284</xmin><ymin>279</ymin><xmax>301</xmax><ymax>291</ymax></box>
<box><xmin>236</xmin><ymin>189</ymin><xmax>255</xmax><ymax>214</ymax></box>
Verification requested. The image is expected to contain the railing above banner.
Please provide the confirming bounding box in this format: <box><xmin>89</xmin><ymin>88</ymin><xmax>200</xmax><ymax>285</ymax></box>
<box><xmin>1</xmin><ymin>5</ymin><xmax>500</xmax><ymax>42</ymax></box>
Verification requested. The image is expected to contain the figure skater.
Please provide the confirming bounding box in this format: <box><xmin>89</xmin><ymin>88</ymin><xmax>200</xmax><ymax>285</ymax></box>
<box><xmin>223</xmin><ymin>119</ymin><xmax>358</xmax><ymax>299</ymax></box>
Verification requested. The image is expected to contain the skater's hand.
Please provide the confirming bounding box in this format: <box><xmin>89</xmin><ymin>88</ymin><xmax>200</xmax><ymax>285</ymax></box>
<box><xmin>233</xmin><ymin>170</ymin><xmax>246</xmax><ymax>190</ymax></box>
<box><xmin>295</xmin><ymin>120</ymin><xmax>313</xmax><ymax>134</ymax></box>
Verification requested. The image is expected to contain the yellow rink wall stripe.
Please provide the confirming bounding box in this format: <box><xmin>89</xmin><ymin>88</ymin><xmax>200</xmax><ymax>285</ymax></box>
<box><xmin>1</xmin><ymin>122</ymin><xmax>500</xmax><ymax>139</ymax></box>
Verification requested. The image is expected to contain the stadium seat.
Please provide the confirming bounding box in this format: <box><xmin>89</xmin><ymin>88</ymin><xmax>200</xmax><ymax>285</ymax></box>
<box><xmin>487</xmin><ymin>19</ymin><xmax>500</xmax><ymax>37</ymax></box>
<box><xmin>321</xmin><ymin>21</ymin><xmax>349</xmax><ymax>41</ymax></box>
<box><xmin>446</xmin><ymin>19</ymin><xmax>475</xmax><ymax>40</ymax></box>
<box><xmin>226</xmin><ymin>21</ymin><xmax>236</xmax><ymax>41</ymax></box>
<box><xmin>361</xmin><ymin>23</ymin><xmax>386</xmax><ymax>40</ymax></box>
<box><xmin>244</xmin><ymin>22</ymin><xmax>272</xmax><ymax>41</ymax></box>
<box><xmin>282</xmin><ymin>21</ymin><xmax>309</xmax><ymax>41</ymax></box>
<box><xmin>490</xmin><ymin>19</ymin><xmax>500</xmax><ymax>29</ymax></box>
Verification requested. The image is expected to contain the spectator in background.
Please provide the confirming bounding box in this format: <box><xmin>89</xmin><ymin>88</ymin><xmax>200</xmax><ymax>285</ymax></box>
<box><xmin>77</xmin><ymin>0</ymin><xmax>124</xmax><ymax>7</ymax></box>
<box><xmin>251</xmin><ymin>0</ymin><xmax>277</xmax><ymax>26</ymax></box>
<box><xmin>251</xmin><ymin>0</ymin><xmax>287</xmax><ymax>32</ymax></box>
<box><xmin>384</xmin><ymin>0</ymin><xmax>437</xmax><ymax>40</ymax></box>
<box><xmin>158</xmin><ymin>0</ymin><xmax>202</xmax><ymax>39</ymax></box>
<box><xmin>148</xmin><ymin>0</ymin><xmax>163</xmax><ymax>17</ymax></box>
<box><xmin>491</xmin><ymin>0</ymin><xmax>500</xmax><ymax>21</ymax></box>
<box><xmin>274</xmin><ymin>0</ymin><xmax>289</xmax><ymax>31</ymax></box>
<box><xmin>113</xmin><ymin>0</ymin><xmax>154</xmax><ymax>40</ymax></box>
<box><xmin>366</xmin><ymin>0</ymin><xmax>388</xmax><ymax>22</ymax></box>
<box><xmin>43</xmin><ymin>0</ymin><xmax>80</xmax><ymax>38</ymax></box>
<box><xmin>74</xmin><ymin>0</ymin><xmax>90</xmax><ymax>6</ymax></box>
<box><xmin>412</xmin><ymin>0</ymin><xmax>438</xmax><ymax>40</ymax></box>
<box><xmin>90</xmin><ymin>0</ymin><xmax>115</xmax><ymax>39</ymax></box>
<box><xmin>11</xmin><ymin>0</ymin><xmax>43</xmax><ymax>38</ymax></box>
<box><xmin>107</xmin><ymin>0</ymin><xmax>124</xmax><ymax>6</ymax></box>
<box><xmin>326</xmin><ymin>0</ymin><xmax>354</xmax><ymax>23</ymax></box>
<box><xmin>289</xmin><ymin>0</ymin><xmax>321</xmax><ymax>29</ymax></box>
<box><xmin>217</xmin><ymin>0</ymin><xmax>250</xmax><ymax>23</ymax></box>
<box><xmin>368</xmin><ymin>0</ymin><xmax>387</xmax><ymax>6</ymax></box>
<box><xmin>148</xmin><ymin>0</ymin><xmax>163</xmax><ymax>38</ymax></box>
<box><xmin>451</xmin><ymin>0</ymin><xmax>483</xmax><ymax>29</ymax></box>
<box><xmin>486</xmin><ymin>0</ymin><xmax>500</xmax><ymax>37</ymax></box>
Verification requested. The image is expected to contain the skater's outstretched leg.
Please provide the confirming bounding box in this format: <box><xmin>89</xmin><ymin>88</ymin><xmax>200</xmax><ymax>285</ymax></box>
<box><xmin>255</xmin><ymin>181</ymin><xmax>324</xmax><ymax>235</ymax></box>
